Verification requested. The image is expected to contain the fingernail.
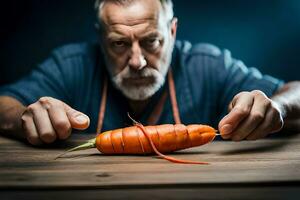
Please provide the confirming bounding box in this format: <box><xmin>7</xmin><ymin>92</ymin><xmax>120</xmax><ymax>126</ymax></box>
<box><xmin>220</xmin><ymin>124</ymin><xmax>233</xmax><ymax>135</ymax></box>
<box><xmin>75</xmin><ymin>115</ymin><xmax>87</xmax><ymax>123</ymax></box>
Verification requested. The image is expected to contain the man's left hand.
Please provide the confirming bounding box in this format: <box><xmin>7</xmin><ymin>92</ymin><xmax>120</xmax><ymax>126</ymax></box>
<box><xmin>218</xmin><ymin>90</ymin><xmax>284</xmax><ymax>141</ymax></box>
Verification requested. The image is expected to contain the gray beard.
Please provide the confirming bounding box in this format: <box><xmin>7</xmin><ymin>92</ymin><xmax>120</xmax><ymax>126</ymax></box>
<box><xmin>105</xmin><ymin>39</ymin><xmax>174</xmax><ymax>100</ymax></box>
<box><xmin>112</xmin><ymin>66</ymin><xmax>167</xmax><ymax>100</ymax></box>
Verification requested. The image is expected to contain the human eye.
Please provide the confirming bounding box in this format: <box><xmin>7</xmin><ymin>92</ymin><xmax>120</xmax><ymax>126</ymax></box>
<box><xmin>142</xmin><ymin>37</ymin><xmax>161</xmax><ymax>51</ymax></box>
<box><xmin>109</xmin><ymin>40</ymin><xmax>130</xmax><ymax>54</ymax></box>
<box><xmin>146</xmin><ymin>37</ymin><xmax>159</xmax><ymax>46</ymax></box>
<box><xmin>111</xmin><ymin>40</ymin><xmax>126</xmax><ymax>48</ymax></box>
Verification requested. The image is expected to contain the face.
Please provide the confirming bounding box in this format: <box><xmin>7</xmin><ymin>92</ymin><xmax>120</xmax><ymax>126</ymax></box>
<box><xmin>99</xmin><ymin>0</ymin><xmax>177</xmax><ymax>100</ymax></box>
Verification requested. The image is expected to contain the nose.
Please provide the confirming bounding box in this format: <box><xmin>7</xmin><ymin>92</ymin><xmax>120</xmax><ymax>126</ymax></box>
<box><xmin>128</xmin><ymin>42</ymin><xmax>147</xmax><ymax>70</ymax></box>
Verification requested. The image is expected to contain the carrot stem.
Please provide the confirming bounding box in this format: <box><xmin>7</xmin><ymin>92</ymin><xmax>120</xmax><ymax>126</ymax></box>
<box><xmin>55</xmin><ymin>138</ymin><xmax>96</xmax><ymax>160</ymax></box>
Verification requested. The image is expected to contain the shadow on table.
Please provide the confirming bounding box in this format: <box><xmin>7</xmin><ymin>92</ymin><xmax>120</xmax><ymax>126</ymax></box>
<box><xmin>54</xmin><ymin>149</ymin><xmax>212</xmax><ymax>161</ymax></box>
<box><xmin>218</xmin><ymin>132</ymin><xmax>299</xmax><ymax>155</ymax></box>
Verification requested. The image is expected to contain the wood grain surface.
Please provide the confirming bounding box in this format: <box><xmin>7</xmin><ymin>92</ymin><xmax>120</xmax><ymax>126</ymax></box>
<box><xmin>1</xmin><ymin>132</ymin><xmax>300</xmax><ymax>199</ymax></box>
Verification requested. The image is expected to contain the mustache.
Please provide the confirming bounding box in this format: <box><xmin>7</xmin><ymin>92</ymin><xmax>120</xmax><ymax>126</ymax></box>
<box><xmin>115</xmin><ymin>66</ymin><xmax>157</xmax><ymax>79</ymax></box>
<box><xmin>111</xmin><ymin>65</ymin><xmax>165</xmax><ymax>100</ymax></box>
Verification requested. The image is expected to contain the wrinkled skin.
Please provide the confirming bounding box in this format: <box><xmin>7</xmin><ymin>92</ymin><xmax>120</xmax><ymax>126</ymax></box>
<box><xmin>219</xmin><ymin>90</ymin><xmax>283</xmax><ymax>141</ymax></box>
<box><xmin>99</xmin><ymin>0</ymin><xmax>177</xmax><ymax>101</ymax></box>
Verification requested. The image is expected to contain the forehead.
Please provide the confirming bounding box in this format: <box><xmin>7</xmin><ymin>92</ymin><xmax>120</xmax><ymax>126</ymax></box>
<box><xmin>100</xmin><ymin>0</ymin><xmax>166</xmax><ymax>35</ymax></box>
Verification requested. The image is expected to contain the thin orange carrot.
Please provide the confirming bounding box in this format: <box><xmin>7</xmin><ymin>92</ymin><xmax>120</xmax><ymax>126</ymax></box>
<box><xmin>56</xmin><ymin>123</ymin><xmax>217</xmax><ymax>164</ymax></box>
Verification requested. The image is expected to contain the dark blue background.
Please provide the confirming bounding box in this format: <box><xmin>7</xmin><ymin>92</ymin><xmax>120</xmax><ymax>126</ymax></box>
<box><xmin>1</xmin><ymin>0</ymin><xmax>300</xmax><ymax>85</ymax></box>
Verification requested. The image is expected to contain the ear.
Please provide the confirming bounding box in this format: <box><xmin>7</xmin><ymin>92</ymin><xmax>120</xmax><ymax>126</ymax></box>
<box><xmin>170</xmin><ymin>17</ymin><xmax>178</xmax><ymax>39</ymax></box>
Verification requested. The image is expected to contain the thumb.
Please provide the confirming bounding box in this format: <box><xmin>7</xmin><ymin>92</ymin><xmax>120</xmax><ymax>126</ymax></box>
<box><xmin>64</xmin><ymin>103</ymin><xmax>90</xmax><ymax>130</ymax></box>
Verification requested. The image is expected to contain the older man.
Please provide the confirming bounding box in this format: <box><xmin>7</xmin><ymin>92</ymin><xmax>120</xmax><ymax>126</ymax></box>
<box><xmin>0</xmin><ymin>0</ymin><xmax>299</xmax><ymax>146</ymax></box>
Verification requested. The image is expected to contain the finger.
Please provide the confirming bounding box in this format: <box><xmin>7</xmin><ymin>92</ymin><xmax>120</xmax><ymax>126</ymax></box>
<box><xmin>21</xmin><ymin>112</ymin><xmax>42</xmax><ymax>145</ymax></box>
<box><xmin>47</xmin><ymin>103</ymin><xmax>72</xmax><ymax>140</ymax></box>
<box><xmin>246</xmin><ymin>106</ymin><xmax>282</xmax><ymax>140</ymax></box>
<box><xmin>219</xmin><ymin>92</ymin><xmax>254</xmax><ymax>136</ymax></box>
<box><xmin>29</xmin><ymin>103</ymin><xmax>57</xmax><ymax>143</ymax></box>
<box><xmin>63</xmin><ymin>103</ymin><xmax>90</xmax><ymax>130</ymax></box>
<box><xmin>230</xmin><ymin>95</ymin><xmax>271</xmax><ymax>141</ymax></box>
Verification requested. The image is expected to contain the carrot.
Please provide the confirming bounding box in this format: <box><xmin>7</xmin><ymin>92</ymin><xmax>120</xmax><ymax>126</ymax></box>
<box><xmin>56</xmin><ymin>123</ymin><xmax>217</xmax><ymax>164</ymax></box>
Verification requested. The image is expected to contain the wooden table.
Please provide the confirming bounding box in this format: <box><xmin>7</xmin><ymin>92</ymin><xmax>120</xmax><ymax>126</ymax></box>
<box><xmin>1</xmin><ymin>133</ymin><xmax>300</xmax><ymax>200</ymax></box>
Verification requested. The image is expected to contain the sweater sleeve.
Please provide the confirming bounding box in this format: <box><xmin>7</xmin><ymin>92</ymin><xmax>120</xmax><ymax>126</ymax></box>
<box><xmin>217</xmin><ymin>49</ymin><xmax>285</xmax><ymax>118</ymax></box>
<box><xmin>182</xmin><ymin>42</ymin><xmax>284</xmax><ymax>127</ymax></box>
<box><xmin>0</xmin><ymin>55</ymin><xmax>71</xmax><ymax>106</ymax></box>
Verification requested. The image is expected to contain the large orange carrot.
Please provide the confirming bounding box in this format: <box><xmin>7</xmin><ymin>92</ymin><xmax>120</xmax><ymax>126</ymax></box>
<box><xmin>57</xmin><ymin>123</ymin><xmax>217</xmax><ymax>164</ymax></box>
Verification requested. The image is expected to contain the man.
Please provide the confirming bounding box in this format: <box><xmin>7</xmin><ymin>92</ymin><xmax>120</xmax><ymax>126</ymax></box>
<box><xmin>0</xmin><ymin>0</ymin><xmax>299</xmax><ymax>146</ymax></box>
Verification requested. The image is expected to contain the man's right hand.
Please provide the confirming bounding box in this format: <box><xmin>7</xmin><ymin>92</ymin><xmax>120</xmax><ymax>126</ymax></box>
<box><xmin>21</xmin><ymin>97</ymin><xmax>90</xmax><ymax>145</ymax></box>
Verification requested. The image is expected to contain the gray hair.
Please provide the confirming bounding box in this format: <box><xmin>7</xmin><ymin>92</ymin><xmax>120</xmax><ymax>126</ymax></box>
<box><xmin>94</xmin><ymin>0</ymin><xmax>174</xmax><ymax>25</ymax></box>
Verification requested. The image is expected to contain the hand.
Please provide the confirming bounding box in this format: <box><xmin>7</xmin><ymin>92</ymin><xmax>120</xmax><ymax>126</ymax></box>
<box><xmin>218</xmin><ymin>90</ymin><xmax>284</xmax><ymax>141</ymax></box>
<box><xmin>21</xmin><ymin>97</ymin><xmax>90</xmax><ymax>145</ymax></box>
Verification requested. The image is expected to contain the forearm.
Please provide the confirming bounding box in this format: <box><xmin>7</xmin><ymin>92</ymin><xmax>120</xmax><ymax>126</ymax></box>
<box><xmin>0</xmin><ymin>96</ymin><xmax>27</xmax><ymax>139</ymax></box>
<box><xmin>271</xmin><ymin>81</ymin><xmax>300</xmax><ymax>132</ymax></box>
